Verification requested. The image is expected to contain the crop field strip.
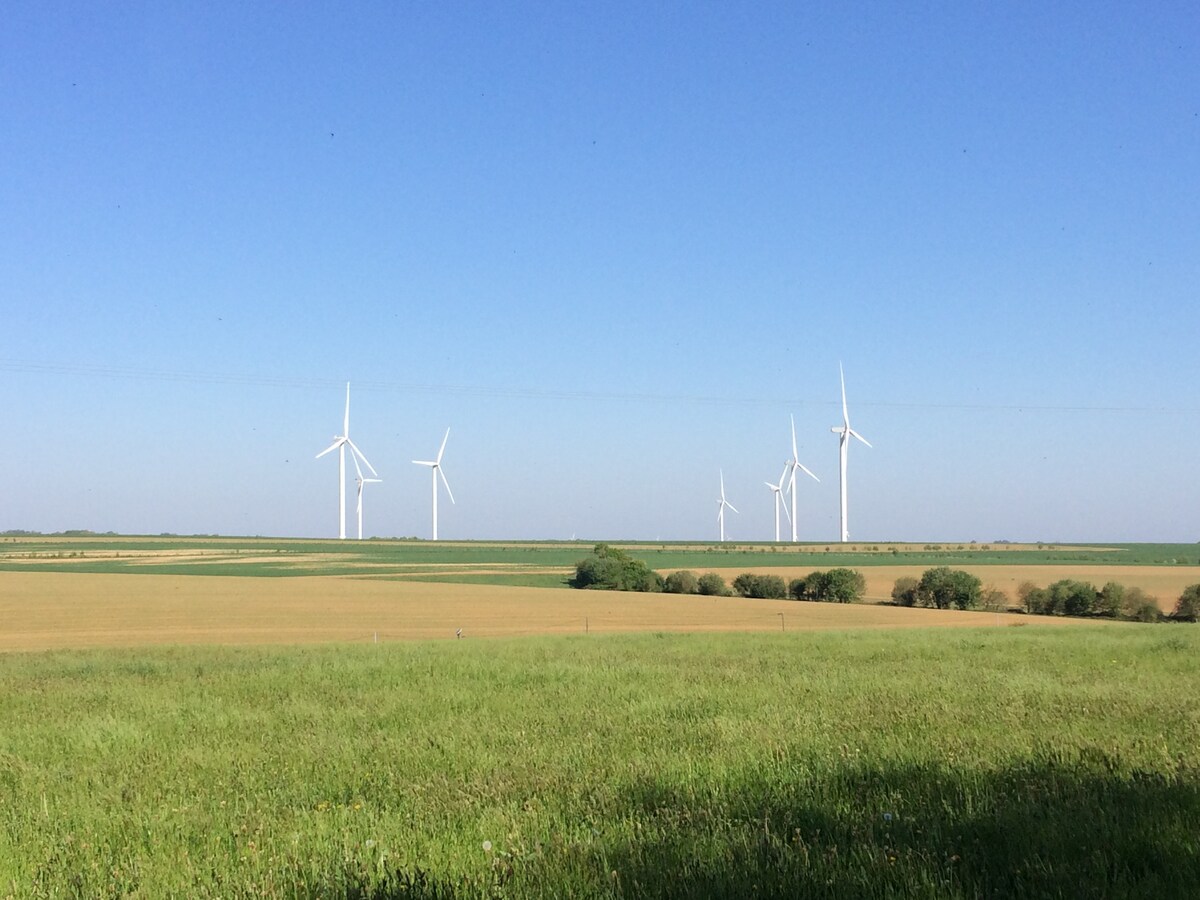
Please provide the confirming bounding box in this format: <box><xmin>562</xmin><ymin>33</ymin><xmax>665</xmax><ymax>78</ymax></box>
<box><xmin>0</xmin><ymin>571</ymin><xmax>1103</xmax><ymax>653</ymax></box>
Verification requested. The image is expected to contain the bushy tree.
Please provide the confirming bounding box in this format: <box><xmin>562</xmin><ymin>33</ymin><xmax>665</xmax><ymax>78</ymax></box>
<box><xmin>1048</xmin><ymin>580</ymin><xmax>1099</xmax><ymax>617</ymax></box>
<box><xmin>663</xmin><ymin>570</ymin><xmax>699</xmax><ymax>594</ymax></box>
<box><xmin>789</xmin><ymin>573</ymin><xmax>817</xmax><ymax>601</ymax></box>
<box><xmin>696</xmin><ymin>572</ymin><xmax>730</xmax><ymax>596</ymax></box>
<box><xmin>980</xmin><ymin>585</ymin><xmax>1008</xmax><ymax>612</ymax></box>
<box><xmin>822</xmin><ymin>568</ymin><xmax>867</xmax><ymax>603</ymax></box>
<box><xmin>1121</xmin><ymin>586</ymin><xmax>1158</xmax><ymax>621</ymax></box>
<box><xmin>916</xmin><ymin>567</ymin><xmax>983</xmax><ymax>610</ymax></box>
<box><xmin>891</xmin><ymin>576</ymin><xmax>919</xmax><ymax>607</ymax></box>
<box><xmin>570</xmin><ymin>544</ymin><xmax>663</xmax><ymax>592</ymax></box>
<box><xmin>1097</xmin><ymin>582</ymin><xmax>1126</xmax><ymax>618</ymax></box>
<box><xmin>789</xmin><ymin>569</ymin><xmax>865</xmax><ymax>603</ymax></box>
<box><xmin>1172</xmin><ymin>584</ymin><xmax>1200</xmax><ymax>622</ymax></box>
<box><xmin>733</xmin><ymin>573</ymin><xmax>788</xmax><ymax>599</ymax></box>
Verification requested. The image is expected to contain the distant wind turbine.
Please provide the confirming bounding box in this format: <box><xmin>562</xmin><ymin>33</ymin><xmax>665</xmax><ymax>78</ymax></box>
<box><xmin>765</xmin><ymin>462</ymin><xmax>792</xmax><ymax>543</ymax></box>
<box><xmin>351</xmin><ymin>453</ymin><xmax>382</xmax><ymax>541</ymax></box>
<box><xmin>830</xmin><ymin>364</ymin><xmax>871</xmax><ymax>543</ymax></box>
<box><xmin>413</xmin><ymin>428</ymin><xmax>454</xmax><ymax>540</ymax></box>
<box><xmin>717</xmin><ymin>470</ymin><xmax>738</xmax><ymax>542</ymax></box>
<box><xmin>315</xmin><ymin>383</ymin><xmax>378</xmax><ymax>540</ymax></box>
<box><xmin>785</xmin><ymin>414</ymin><xmax>819</xmax><ymax>543</ymax></box>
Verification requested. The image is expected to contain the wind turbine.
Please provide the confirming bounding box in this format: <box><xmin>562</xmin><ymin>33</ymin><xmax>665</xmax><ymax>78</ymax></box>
<box><xmin>315</xmin><ymin>383</ymin><xmax>378</xmax><ymax>540</ymax></box>
<box><xmin>765</xmin><ymin>462</ymin><xmax>792</xmax><ymax>543</ymax></box>
<box><xmin>830</xmin><ymin>363</ymin><xmax>871</xmax><ymax>543</ymax></box>
<box><xmin>351</xmin><ymin>453</ymin><xmax>382</xmax><ymax>541</ymax></box>
<box><xmin>716</xmin><ymin>470</ymin><xmax>738</xmax><ymax>542</ymax></box>
<box><xmin>413</xmin><ymin>428</ymin><xmax>454</xmax><ymax>540</ymax></box>
<box><xmin>786</xmin><ymin>414</ymin><xmax>820</xmax><ymax>543</ymax></box>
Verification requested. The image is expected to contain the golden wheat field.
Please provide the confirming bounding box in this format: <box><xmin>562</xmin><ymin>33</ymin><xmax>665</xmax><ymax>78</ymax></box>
<box><xmin>0</xmin><ymin>570</ymin><xmax>1111</xmax><ymax>652</ymax></box>
<box><xmin>702</xmin><ymin>564</ymin><xmax>1200</xmax><ymax>611</ymax></box>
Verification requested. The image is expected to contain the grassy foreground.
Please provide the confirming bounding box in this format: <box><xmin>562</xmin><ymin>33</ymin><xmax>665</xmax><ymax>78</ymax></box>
<box><xmin>2</xmin><ymin>626</ymin><xmax>1198</xmax><ymax>899</ymax></box>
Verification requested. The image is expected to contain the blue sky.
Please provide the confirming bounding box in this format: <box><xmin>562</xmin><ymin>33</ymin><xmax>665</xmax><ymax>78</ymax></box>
<box><xmin>2</xmin><ymin>2</ymin><xmax>1197</xmax><ymax>542</ymax></box>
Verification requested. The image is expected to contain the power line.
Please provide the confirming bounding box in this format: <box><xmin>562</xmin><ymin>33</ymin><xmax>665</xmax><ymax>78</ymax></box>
<box><xmin>0</xmin><ymin>357</ymin><xmax>1194</xmax><ymax>414</ymax></box>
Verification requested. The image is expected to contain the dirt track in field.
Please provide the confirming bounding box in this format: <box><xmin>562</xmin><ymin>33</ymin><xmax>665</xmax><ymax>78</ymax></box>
<box><xmin>695</xmin><ymin>565</ymin><xmax>1200</xmax><ymax>611</ymax></box>
<box><xmin>0</xmin><ymin>571</ymin><xmax>1105</xmax><ymax>652</ymax></box>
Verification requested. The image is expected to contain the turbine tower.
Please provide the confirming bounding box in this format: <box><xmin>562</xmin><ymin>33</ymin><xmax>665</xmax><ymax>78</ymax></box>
<box><xmin>352</xmin><ymin>453</ymin><xmax>382</xmax><ymax>541</ymax></box>
<box><xmin>830</xmin><ymin>364</ymin><xmax>871</xmax><ymax>543</ymax></box>
<box><xmin>716</xmin><ymin>470</ymin><xmax>738</xmax><ymax>542</ymax></box>
<box><xmin>413</xmin><ymin>428</ymin><xmax>454</xmax><ymax>540</ymax></box>
<box><xmin>315</xmin><ymin>383</ymin><xmax>378</xmax><ymax>540</ymax></box>
<box><xmin>765</xmin><ymin>462</ymin><xmax>792</xmax><ymax>543</ymax></box>
<box><xmin>786</xmin><ymin>414</ymin><xmax>819</xmax><ymax>543</ymax></box>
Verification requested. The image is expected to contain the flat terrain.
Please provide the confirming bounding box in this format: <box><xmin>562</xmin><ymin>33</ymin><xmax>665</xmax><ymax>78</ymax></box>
<box><xmin>0</xmin><ymin>571</ymin><xmax>1095</xmax><ymax>653</ymax></box>
<box><xmin>704</xmin><ymin>564</ymin><xmax>1200</xmax><ymax>611</ymax></box>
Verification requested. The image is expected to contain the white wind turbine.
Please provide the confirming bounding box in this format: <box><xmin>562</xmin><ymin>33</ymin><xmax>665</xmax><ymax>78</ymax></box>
<box><xmin>830</xmin><ymin>363</ymin><xmax>871</xmax><ymax>543</ymax></box>
<box><xmin>765</xmin><ymin>462</ymin><xmax>792</xmax><ymax>543</ymax></box>
<box><xmin>351</xmin><ymin>453</ymin><xmax>382</xmax><ymax>541</ymax></box>
<box><xmin>315</xmin><ymin>383</ymin><xmax>378</xmax><ymax>540</ymax></box>
<box><xmin>413</xmin><ymin>428</ymin><xmax>454</xmax><ymax>540</ymax></box>
<box><xmin>716</xmin><ymin>470</ymin><xmax>738</xmax><ymax>542</ymax></box>
<box><xmin>786</xmin><ymin>414</ymin><xmax>820</xmax><ymax>543</ymax></box>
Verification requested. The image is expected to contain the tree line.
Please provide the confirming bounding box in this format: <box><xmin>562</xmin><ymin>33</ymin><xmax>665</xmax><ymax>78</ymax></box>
<box><xmin>569</xmin><ymin>546</ymin><xmax>1200</xmax><ymax>622</ymax></box>
<box><xmin>569</xmin><ymin>545</ymin><xmax>867</xmax><ymax>602</ymax></box>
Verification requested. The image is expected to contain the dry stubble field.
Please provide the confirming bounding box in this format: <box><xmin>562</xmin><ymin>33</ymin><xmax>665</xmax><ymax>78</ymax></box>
<box><xmin>0</xmin><ymin>570</ymin><xmax>1104</xmax><ymax>652</ymax></box>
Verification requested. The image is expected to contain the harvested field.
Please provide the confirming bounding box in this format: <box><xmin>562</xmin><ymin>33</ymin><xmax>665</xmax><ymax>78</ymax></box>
<box><xmin>0</xmin><ymin>571</ymin><xmax>1099</xmax><ymax>652</ymax></box>
<box><xmin>696</xmin><ymin>564</ymin><xmax>1200</xmax><ymax>612</ymax></box>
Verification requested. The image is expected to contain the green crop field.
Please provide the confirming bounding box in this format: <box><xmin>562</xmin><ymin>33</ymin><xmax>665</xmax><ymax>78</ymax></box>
<box><xmin>2</xmin><ymin>535</ymin><xmax>1198</xmax><ymax>581</ymax></box>
<box><xmin>2</xmin><ymin>625</ymin><xmax>1197</xmax><ymax>899</ymax></box>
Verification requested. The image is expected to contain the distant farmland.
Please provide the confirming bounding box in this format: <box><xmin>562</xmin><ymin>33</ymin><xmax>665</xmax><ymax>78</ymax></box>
<box><xmin>3</xmin><ymin>536</ymin><xmax>1196</xmax><ymax>898</ymax></box>
<box><xmin>1</xmin><ymin>536</ymin><xmax>1196</xmax><ymax>651</ymax></box>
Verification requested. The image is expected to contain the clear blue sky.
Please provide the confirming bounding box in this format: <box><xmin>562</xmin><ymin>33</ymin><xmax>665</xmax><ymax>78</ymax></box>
<box><xmin>3</xmin><ymin>2</ymin><xmax>1197</xmax><ymax>542</ymax></box>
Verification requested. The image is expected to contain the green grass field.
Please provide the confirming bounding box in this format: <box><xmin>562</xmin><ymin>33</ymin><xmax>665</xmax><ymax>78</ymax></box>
<box><xmin>2</xmin><ymin>625</ymin><xmax>1197</xmax><ymax>898</ymax></box>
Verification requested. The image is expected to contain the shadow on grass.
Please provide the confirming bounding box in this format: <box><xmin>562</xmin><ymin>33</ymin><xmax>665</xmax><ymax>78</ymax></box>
<box><xmin>357</xmin><ymin>754</ymin><xmax>1198</xmax><ymax>899</ymax></box>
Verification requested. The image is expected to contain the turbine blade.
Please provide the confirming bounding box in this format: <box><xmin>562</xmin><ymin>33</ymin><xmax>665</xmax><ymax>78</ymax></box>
<box><xmin>350</xmin><ymin>449</ymin><xmax>364</xmax><ymax>482</ymax></box>
<box><xmin>798</xmin><ymin>462</ymin><xmax>820</xmax><ymax>482</ymax></box>
<box><xmin>316</xmin><ymin>438</ymin><xmax>343</xmax><ymax>459</ymax></box>
<box><xmin>839</xmin><ymin>363</ymin><xmax>849</xmax><ymax>424</ymax></box>
<box><xmin>346</xmin><ymin>438</ymin><xmax>377</xmax><ymax>476</ymax></box>
<box><xmin>439</xmin><ymin>466</ymin><xmax>455</xmax><ymax>504</ymax></box>
<box><xmin>790</xmin><ymin>414</ymin><xmax>799</xmax><ymax>460</ymax></box>
<box><xmin>436</xmin><ymin>428</ymin><xmax>450</xmax><ymax>464</ymax></box>
<box><xmin>344</xmin><ymin>383</ymin><xmax>351</xmax><ymax>437</ymax></box>
<box><xmin>850</xmin><ymin>429</ymin><xmax>872</xmax><ymax>448</ymax></box>
<box><xmin>727</xmin><ymin>501</ymin><xmax>739</xmax><ymax>514</ymax></box>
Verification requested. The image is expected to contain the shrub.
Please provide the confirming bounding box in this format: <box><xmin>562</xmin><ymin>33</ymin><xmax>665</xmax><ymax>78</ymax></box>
<box><xmin>1048</xmin><ymin>580</ymin><xmax>1099</xmax><ymax>617</ymax></box>
<box><xmin>663</xmin><ymin>570</ymin><xmax>699</xmax><ymax>595</ymax></box>
<box><xmin>791</xmin><ymin>569</ymin><xmax>865</xmax><ymax>603</ymax></box>
<box><xmin>823</xmin><ymin>568</ymin><xmax>867</xmax><ymax>603</ymax></box>
<box><xmin>980</xmin><ymin>586</ymin><xmax>1008</xmax><ymax>612</ymax></box>
<box><xmin>1097</xmin><ymin>582</ymin><xmax>1126</xmax><ymax>618</ymax></box>
<box><xmin>891</xmin><ymin>576</ymin><xmax>919</xmax><ymax>607</ymax></box>
<box><xmin>733</xmin><ymin>573</ymin><xmax>788</xmax><ymax>599</ymax></box>
<box><xmin>1121</xmin><ymin>587</ymin><xmax>1158</xmax><ymax>621</ymax></box>
<box><xmin>570</xmin><ymin>544</ymin><xmax>663</xmax><ymax>592</ymax></box>
<box><xmin>916</xmin><ymin>567</ymin><xmax>983</xmax><ymax>610</ymax></box>
<box><xmin>1131</xmin><ymin>600</ymin><xmax>1162</xmax><ymax>623</ymax></box>
<box><xmin>1171</xmin><ymin>584</ymin><xmax>1200</xmax><ymax>622</ymax></box>
<box><xmin>696</xmin><ymin>573</ymin><xmax>730</xmax><ymax>596</ymax></box>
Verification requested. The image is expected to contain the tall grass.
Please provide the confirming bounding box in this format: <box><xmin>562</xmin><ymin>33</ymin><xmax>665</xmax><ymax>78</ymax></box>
<box><xmin>2</xmin><ymin>626</ymin><xmax>1197</xmax><ymax>898</ymax></box>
